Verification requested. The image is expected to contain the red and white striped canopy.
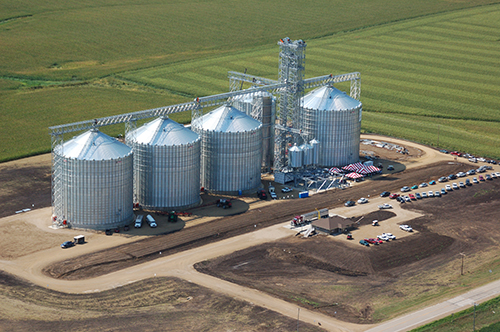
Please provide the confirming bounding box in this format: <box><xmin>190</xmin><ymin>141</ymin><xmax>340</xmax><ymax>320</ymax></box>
<box><xmin>345</xmin><ymin>172</ymin><xmax>364</xmax><ymax>179</ymax></box>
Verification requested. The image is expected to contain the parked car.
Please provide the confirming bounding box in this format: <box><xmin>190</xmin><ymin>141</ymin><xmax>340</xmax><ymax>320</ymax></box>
<box><xmin>281</xmin><ymin>187</ymin><xmax>293</xmax><ymax>193</ymax></box>
<box><xmin>473</xmin><ymin>177</ymin><xmax>479</xmax><ymax>184</ymax></box>
<box><xmin>378</xmin><ymin>203</ymin><xmax>393</xmax><ymax>209</ymax></box>
<box><xmin>387</xmin><ymin>165</ymin><xmax>395</xmax><ymax>170</ymax></box>
<box><xmin>450</xmin><ymin>151</ymin><xmax>462</xmax><ymax>156</ymax></box>
<box><xmin>382</xmin><ymin>233</ymin><xmax>396</xmax><ymax>240</ymax></box>
<box><xmin>428</xmin><ymin>191</ymin><xmax>434</xmax><ymax>197</ymax></box>
<box><xmin>445</xmin><ymin>184</ymin><xmax>452</xmax><ymax>191</ymax></box>
<box><xmin>217</xmin><ymin>198</ymin><xmax>232</xmax><ymax>209</ymax></box>
<box><xmin>396</xmin><ymin>196</ymin><xmax>405</xmax><ymax>203</ymax></box>
<box><xmin>492</xmin><ymin>173</ymin><xmax>497</xmax><ymax>179</ymax></box>
<box><xmin>485</xmin><ymin>174</ymin><xmax>492</xmax><ymax>180</ymax></box>
<box><xmin>357</xmin><ymin>197</ymin><xmax>369</xmax><ymax>204</ymax></box>
<box><xmin>439</xmin><ymin>149</ymin><xmax>449</xmax><ymax>154</ymax></box>
<box><xmin>404</xmin><ymin>196</ymin><xmax>411</xmax><ymax>202</ymax></box>
<box><xmin>448</xmin><ymin>174</ymin><xmax>457</xmax><ymax>180</ymax></box>
<box><xmin>377</xmin><ymin>234</ymin><xmax>390</xmax><ymax>241</ymax></box>
<box><xmin>365</xmin><ymin>238</ymin><xmax>382</xmax><ymax>245</ymax></box>
<box><xmin>479</xmin><ymin>175</ymin><xmax>485</xmax><ymax>181</ymax></box>
<box><xmin>380</xmin><ymin>191</ymin><xmax>391</xmax><ymax>197</ymax></box>
<box><xmin>429</xmin><ymin>180</ymin><xmax>437</xmax><ymax>185</ymax></box>
<box><xmin>61</xmin><ymin>241</ymin><xmax>74</xmax><ymax>249</ymax></box>
<box><xmin>400</xmin><ymin>225</ymin><xmax>413</xmax><ymax>232</ymax></box>
<box><xmin>457</xmin><ymin>172</ymin><xmax>466</xmax><ymax>178</ymax></box>
<box><xmin>345</xmin><ymin>200</ymin><xmax>356</xmax><ymax>207</ymax></box>
<box><xmin>465</xmin><ymin>178</ymin><xmax>471</xmax><ymax>186</ymax></box>
<box><xmin>401</xmin><ymin>186</ymin><xmax>410</xmax><ymax>192</ymax></box>
<box><xmin>441</xmin><ymin>188</ymin><xmax>447</xmax><ymax>195</ymax></box>
<box><xmin>452</xmin><ymin>183</ymin><xmax>459</xmax><ymax>189</ymax></box>
<box><xmin>467</xmin><ymin>169</ymin><xmax>476</xmax><ymax>175</ymax></box>
<box><xmin>411</xmin><ymin>185</ymin><xmax>419</xmax><ymax>190</ymax></box>
<box><xmin>421</xmin><ymin>192</ymin><xmax>428</xmax><ymax>198</ymax></box>
<box><xmin>359</xmin><ymin>240</ymin><xmax>370</xmax><ymax>246</ymax></box>
<box><xmin>419</xmin><ymin>183</ymin><xmax>428</xmax><ymax>188</ymax></box>
<box><xmin>438</xmin><ymin>177</ymin><xmax>448</xmax><ymax>182</ymax></box>
<box><xmin>389</xmin><ymin>193</ymin><xmax>400</xmax><ymax>199</ymax></box>
<box><xmin>415</xmin><ymin>192</ymin><xmax>422</xmax><ymax>199</ymax></box>
<box><xmin>434</xmin><ymin>191</ymin><xmax>441</xmax><ymax>197</ymax></box>
<box><xmin>459</xmin><ymin>182</ymin><xmax>465</xmax><ymax>188</ymax></box>
<box><xmin>409</xmin><ymin>194</ymin><xmax>416</xmax><ymax>200</ymax></box>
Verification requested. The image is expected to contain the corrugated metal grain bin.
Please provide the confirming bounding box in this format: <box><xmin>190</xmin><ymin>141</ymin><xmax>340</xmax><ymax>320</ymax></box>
<box><xmin>53</xmin><ymin>129</ymin><xmax>134</xmax><ymax>230</ymax></box>
<box><xmin>127</xmin><ymin>116</ymin><xmax>201</xmax><ymax>210</ymax></box>
<box><xmin>302</xmin><ymin>85</ymin><xmax>362</xmax><ymax>166</ymax></box>
<box><xmin>192</xmin><ymin>105</ymin><xmax>263</xmax><ymax>194</ymax></box>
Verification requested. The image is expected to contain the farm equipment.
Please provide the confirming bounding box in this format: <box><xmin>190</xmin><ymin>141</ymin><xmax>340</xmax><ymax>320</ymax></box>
<box><xmin>216</xmin><ymin>199</ymin><xmax>232</xmax><ymax>209</ymax></box>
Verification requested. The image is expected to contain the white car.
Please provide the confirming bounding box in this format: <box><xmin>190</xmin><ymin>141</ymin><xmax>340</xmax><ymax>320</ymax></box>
<box><xmin>399</xmin><ymin>225</ymin><xmax>413</xmax><ymax>232</ymax></box>
<box><xmin>428</xmin><ymin>190</ymin><xmax>434</xmax><ymax>197</ymax></box>
<box><xmin>495</xmin><ymin>172</ymin><xmax>500</xmax><ymax>177</ymax></box>
<box><xmin>452</xmin><ymin>183</ymin><xmax>459</xmax><ymax>190</ymax></box>
<box><xmin>281</xmin><ymin>187</ymin><xmax>293</xmax><ymax>193</ymax></box>
<box><xmin>404</xmin><ymin>196</ymin><xmax>411</xmax><ymax>202</ymax></box>
<box><xmin>377</xmin><ymin>234</ymin><xmax>390</xmax><ymax>241</ymax></box>
<box><xmin>419</xmin><ymin>182</ymin><xmax>428</xmax><ymax>188</ymax></box>
<box><xmin>421</xmin><ymin>192</ymin><xmax>428</xmax><ymax>198</ymax></box>
<box><xmin>357</xmin><ymin>197</ymin><xmax>369</xmax><ymax>204</ymax></box>
<box><xmin>382</xmin><ymin>233</ymin><xmax>396</xmax><ymax>240</ymax></box>
<box><xmin>445</xmin><ymin>184</ymin><xmax>452</xmax><ymax>191</ymax></box>
<box><xmin>473</xmin><ymin>177</ymin><xmax>479</xmax><ymax>184</ymax></box>
<box><xmin>457</xmin><ymin>172</ymin><xmax>466</xmax><ymax>177</ymax></box>
<box><xmin>378</xmin><ymin>203</ymin><xmax>393</xmax><ymax>209</ymax></box>
<box><xmin>401</xmin><ymin>186</ymin><xmax>410</xmax><ymax>192</ymax></box>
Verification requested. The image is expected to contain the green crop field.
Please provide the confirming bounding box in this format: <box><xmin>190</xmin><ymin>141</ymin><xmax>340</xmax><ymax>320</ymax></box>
<box><xmin>1</xmin><ymin>0</ymin><xmax>499</xmax><ymax>161</ymax></box>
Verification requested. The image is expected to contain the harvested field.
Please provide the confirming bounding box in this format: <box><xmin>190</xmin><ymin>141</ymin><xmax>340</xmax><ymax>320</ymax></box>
<box><xmin>0</xmin><ymin>270</ymin><xmax>322</xmax><ymax>332</ymax></box>
<box><xmin>195</xmin><ymin>179</ymin><xmax>500</xmax><ymax>324</ymax></box>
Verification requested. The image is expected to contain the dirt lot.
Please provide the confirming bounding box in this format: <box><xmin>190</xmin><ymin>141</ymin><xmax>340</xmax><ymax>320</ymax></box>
<box><xmin>195</xmin><ymin>177</ymin><xmax>500</xmax><ymax>324</ymax></box>
<box><xmin>0</xmin><ymin>270</ymin><xmax>322</xmax><ymax>332</ymax></box>
<box><xmin>1</xmin><ymin>136</ymin><xmax>499</xmax><ymax>330</ymax></box>
<box><xmin>40</xmin><ymin>160</ymin><xmax>471</xmax><ymax>280</ymax></box>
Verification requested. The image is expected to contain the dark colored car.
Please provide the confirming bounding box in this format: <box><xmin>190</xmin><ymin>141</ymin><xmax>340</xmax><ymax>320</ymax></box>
<box><xmin>61</xmin><ymin>241</ymin><xmax>74</xmax><ymax>249</ymax></box>
<box><xmin>380</xmin><ymin>191</ymin><xmax>391</xmax><ymax>197</ymax></box>
<box><xmin>344</xmin><ymin>200</ymin><xmax>355</xmax><ymax>207</ymax></box>
<box><xmin>465</xmin><ymin>178</ymin><xmax>471</xmax><ymax>186</ymax></box>
<box><xmin>359</xmin><ymin>240</ymin><xmax>370</xmax><ymax>247</ymax></box>
<box><xmin>415</xmin><ymin>192</ymin><xmax>422</xmax><ymax>199</ymax></box>
<box><xmin>448</xmin><ymin>174</ymin><xmax>457</xmax><ymax>180</ymax></box>
<box><xmin>485</xmin><ymin>174</ymin><xmax>492</xmax><ymax>180</ymax></box>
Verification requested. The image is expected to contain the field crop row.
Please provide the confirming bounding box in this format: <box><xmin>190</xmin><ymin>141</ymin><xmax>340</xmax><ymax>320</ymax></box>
<box><xmin>1</xmin><ymin>2</ymin><xmax>500</xmax><ymax>161</ymax></box>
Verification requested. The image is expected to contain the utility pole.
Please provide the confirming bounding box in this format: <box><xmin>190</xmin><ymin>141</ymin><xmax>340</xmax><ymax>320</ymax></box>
<box><xmin>297</xmin><ymin>308</ymin><xmax>300</xmax><ymax>332</ymax></box>
<box><xmin>473</xmin><ymin>302</ymin><xmax>476</xmax><ymax>331</ymax></box>
<box><xmin>460</xmin><ymin>253</ymin><xmax>465</xmax><ymax>275</ymax></box>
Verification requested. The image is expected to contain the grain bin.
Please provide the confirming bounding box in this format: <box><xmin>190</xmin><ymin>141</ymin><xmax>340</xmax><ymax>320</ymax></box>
<box><xmin>126</xmin><ymin>116</ymin><xmax>201</xmax><ymax>210</ymax></box>
<box><xmin>53</xmin><ymin>129</ymin><xmax>134</xmax><ymax>230</ymax></box>
<box><xmin>302</xmin><ymin>85</ymin><xmax>362</xmax><ymax>166</ymax></box>
<box><xmin>233</xmin><ymin>91</ymin><xmax>275</xmax><ymax>173</ymax></box>
<box><xmin>192</xmin><ymin>104</ymin><xmax>262</xmax><ymax>193</ymax></box>
<box><xmin>288</xmin><ymin>143</ymin><xmax>303</xmax><ymax>168</ymax></box>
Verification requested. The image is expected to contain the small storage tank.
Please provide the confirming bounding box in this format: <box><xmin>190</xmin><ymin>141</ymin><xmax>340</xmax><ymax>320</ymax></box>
<box><xmin>289</xmin><ymin>143</ymin><xmax>303</xmax><ymax>168</ymax></box>
<box><xmin>302</xmin><ymin>85</ymin><xmax>362</xmax><ymax>166</ymax></box>
<box><xmin>300</xmin><ymin>143</ymin><xmax>313</xmax><ymax>166</ymax></box>
<box><xmin>53</xmin><ymin>129</ymin><xmax>134</xmax><ymax>230</ymax></box>
<box><xmin>310</xmin><ymin>139</ymin><xmax>320</xmax><ymax>165</ymax></box>
<box><xmin>192</xmin><ymin>105</ymin><xmax>263</xmax><ymax>193</ymax></box>
<box><xmin>126</xmin><ymin>116</ymin><xmax>201</xmax><ymax>210</ymax></box>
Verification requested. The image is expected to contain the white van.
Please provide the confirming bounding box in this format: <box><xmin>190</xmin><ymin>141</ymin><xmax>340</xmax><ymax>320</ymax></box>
<box><xmin>134</xmin><ymin>215</ymin><xmax>143</xmax><ymax>228</ymax></box>
<box><xmin>146</xmin><ymin>214</ymin><xmax>157</xmax><ymax>228</ymax></box>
